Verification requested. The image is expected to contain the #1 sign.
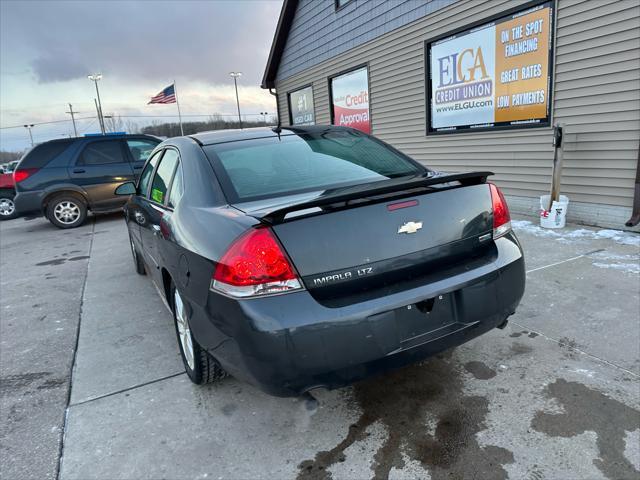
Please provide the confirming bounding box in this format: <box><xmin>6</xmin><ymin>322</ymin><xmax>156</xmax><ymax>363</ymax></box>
<box><xmin>289</xmin><ymin>86</ymin><xmax>315</xmax><ymax>126</ymax></box>
<box><xmin>428</xmin><ymin>2</ymin><xmax>553</xmax><ymax>132</ymax></box>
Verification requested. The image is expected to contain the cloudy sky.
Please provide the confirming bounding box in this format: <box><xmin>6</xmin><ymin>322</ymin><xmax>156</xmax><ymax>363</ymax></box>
<box><xmin>0</xmin><ymin>0</ymin><xmax>282</xmax><ymax>151</ymax></box>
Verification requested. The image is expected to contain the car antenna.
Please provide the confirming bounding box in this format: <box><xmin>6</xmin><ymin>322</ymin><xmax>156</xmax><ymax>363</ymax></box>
<box><xmin>269</xmin><ymin>88</ymin><xmax>282</xmax><ymax>136</ymax></box>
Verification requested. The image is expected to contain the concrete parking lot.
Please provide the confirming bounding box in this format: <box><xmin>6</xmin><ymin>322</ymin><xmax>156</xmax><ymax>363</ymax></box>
<box><xmin>1</xmin><ymin>212</ymin><xmax>639</xmax><ymax>480</ymax></box>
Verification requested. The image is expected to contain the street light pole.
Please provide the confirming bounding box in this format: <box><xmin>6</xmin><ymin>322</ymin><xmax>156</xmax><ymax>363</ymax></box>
<box><xmin>260</xmin><ymin>112</ymin><xmax>268</xmax><ymax>125</ymax></box>
<box><xmin>229</xmin><ymin>72</ymin><xmax>243</xmax><ymax>129</ymax></box>
<box><xmin>88</xmin><ymin>73</ymin><xmax>105</xmax><ymax>134</ymax></box>
<box><xmin>23</xmin><ymin>124</ymin><xmax>34</xmax><ymax>146</ymax></box>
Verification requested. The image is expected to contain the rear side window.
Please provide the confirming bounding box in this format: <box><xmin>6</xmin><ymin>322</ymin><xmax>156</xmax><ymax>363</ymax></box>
<box><xmin>78</xmin><ymin>140</ymin><xmax>125</xmax><ymax>165</ymax></box>
<box><xmin>167</xmin><ymin>162</ymin><xmax>184</xmax><ymax>209</ymax></box>
<box><xmin>150</xmin><ymin>149</ymin><xmax>179</xmax><ymax>204</ymax></box>
<box><xmin>127</xmin><ymin>139</ymin><xmax>158</xmax><ymax>162</ymax></box>
<box><xmin>19</xmin><ymin>140</ymin><xmax>74</xmax><ymax>168</ymax></box>
<box><xmin>138</xmin><ymin>150</ymin><xmax>162</xmax><ymax>196</ymax></box>
<box><xmin>205</xmin><ymin>131</ymin><xmax>422</xmax><ymax>202</ymax></box>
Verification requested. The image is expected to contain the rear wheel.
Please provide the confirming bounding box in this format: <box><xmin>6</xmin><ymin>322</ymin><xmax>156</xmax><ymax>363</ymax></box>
<box><xmin>46</xmin><ymin>194</ymin><xmax>87</xmax><ymax>229</ymax></box>
<box><xmin>0</xmin><ymin>189</ymin><xmax>17</xmax><ymax>220</ymax></box>
<box><xmin>171</xmin><ymin>282</ymin><xmax>228</xmax><ymax>384</ymax></box>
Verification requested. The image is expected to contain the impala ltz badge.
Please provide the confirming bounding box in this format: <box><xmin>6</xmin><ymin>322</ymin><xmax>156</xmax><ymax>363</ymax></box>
<box><xmin>398</xmin><ymin>221</ymin><xmax>423</xmax><ymax>234</ymax></box>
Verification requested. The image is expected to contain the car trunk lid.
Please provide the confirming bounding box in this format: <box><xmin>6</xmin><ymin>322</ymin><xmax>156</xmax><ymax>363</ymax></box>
<box><xmin>234</xmin><ymin>173</ymin><xmax>496</xmax><ymax>306</ymax></box>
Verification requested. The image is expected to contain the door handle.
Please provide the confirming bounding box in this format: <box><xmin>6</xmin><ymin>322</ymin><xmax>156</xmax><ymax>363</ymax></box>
<box><xmin>73</xmin><ymin>168</ymin><xmax>86</xmax><ymax>173</ymax></box>
<box><xmin>133</xmin><ymin>166</ymin><xmax>143</xmax><ymax>170</ymax></box>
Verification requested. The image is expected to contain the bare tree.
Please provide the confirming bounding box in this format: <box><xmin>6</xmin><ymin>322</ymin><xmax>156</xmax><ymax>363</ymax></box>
<box><xmin>125</xmin><ymin>119</ymin><xmax>140</xmax><ymax>134</ymax></box>
<box><xmin>0</xmin><ymin>150</ymin><xmax>23</xmax><ymax>162</ymax></box>
<box><xmin>103</xmin><ymin>114</ymin><xmax>126</xmax><ymax>133</ymax></box>
<box><xmin>141</xmin><ymin>114</ymin><xmax>269</xmax><ymax>138</ymax></box>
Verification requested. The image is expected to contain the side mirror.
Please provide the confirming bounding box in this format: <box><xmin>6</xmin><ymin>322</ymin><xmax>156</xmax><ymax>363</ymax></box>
<box><xmin>115</xmin><ymin>182</ymin><xmax>136</xmax><ymax>195</ymax></box>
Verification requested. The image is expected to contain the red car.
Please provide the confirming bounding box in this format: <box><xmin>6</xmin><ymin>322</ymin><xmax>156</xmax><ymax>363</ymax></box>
<box><xmin>0</xmin><ymin>160</ymin><xmax>19</xmax><ymax>220</ymax></box>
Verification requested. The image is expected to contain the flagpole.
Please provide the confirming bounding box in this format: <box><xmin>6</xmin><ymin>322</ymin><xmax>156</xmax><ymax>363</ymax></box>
<box><xmin>173</xmin><ymin>80</ymin><xmax>184</xmax><ymax>136</ymax></box>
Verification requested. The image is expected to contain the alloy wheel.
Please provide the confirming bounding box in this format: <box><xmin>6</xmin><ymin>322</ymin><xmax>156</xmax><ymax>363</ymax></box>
<box><xmin>174</xmin><ymin>289</ymin><xmax>195</xmax><ymax>370</ymax></box>
<box><xmin>53</xmin><ymin>201</ymin><xmax>80</xmax><ymax>225</ymax></box>
<box><xmin>0</xmin><ymin>198</ymin><xmax>15</xmax><ymax>217</ymax></box>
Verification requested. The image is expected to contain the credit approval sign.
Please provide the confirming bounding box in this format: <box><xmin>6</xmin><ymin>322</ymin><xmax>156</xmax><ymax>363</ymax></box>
<box><xmin>330</xmin><ymin>67</ymin><xmax>370</xmax><ymax>134</ymax></box>
<box><xmin>427</xmin><ymin>2</ymin><xmax>553</xmax><ymax>133</ymax></box>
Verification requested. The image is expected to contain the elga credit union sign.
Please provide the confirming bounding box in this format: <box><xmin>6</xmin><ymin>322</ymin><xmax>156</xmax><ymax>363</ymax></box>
<box><xmin>330</xmin><ymin>67</ymin><xmax>370</xmax><ymax>134</ymax></box>
<box><xmin>427</xmin><ymin>2</ymin><xmax>553</xmax><ymax>133</ymax></box>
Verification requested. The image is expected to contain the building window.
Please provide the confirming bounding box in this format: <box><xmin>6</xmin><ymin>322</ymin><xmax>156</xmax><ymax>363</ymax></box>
<box><xmin>329</xmin><ymin>66</ymin><xmax>370</xmax><ymax>134</ymax></box>
<box><xmin>426</xmin><ymin>1</ymin><xmax>554</xmax><ymax>134</ymax></box>
<box><xmin>288</xmin><ymin>86</ymin><xmax>315</xmax><ymax>125</ymax></box>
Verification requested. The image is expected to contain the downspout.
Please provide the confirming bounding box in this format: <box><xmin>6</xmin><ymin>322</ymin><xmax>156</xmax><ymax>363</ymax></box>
<box><xmin>625</xmin><ymin>146</ymin><xmax>640</xmax><ymax>227</ymax></box>
<box><xmin>269</xmin><ymin>88</ymin><xmax>282</xmax><ymax>131</ymax></box>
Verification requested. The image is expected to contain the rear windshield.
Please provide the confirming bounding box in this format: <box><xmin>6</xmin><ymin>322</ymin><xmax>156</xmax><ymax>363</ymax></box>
<box><xmin>19</xmin><ymin>140</ymin><xmax>74</xmax><ymax>169</ymax></box>
<box><xmin>205</xmin><ymin>131</ymin><xmax>423</xmax><ymax>202</ymax></box>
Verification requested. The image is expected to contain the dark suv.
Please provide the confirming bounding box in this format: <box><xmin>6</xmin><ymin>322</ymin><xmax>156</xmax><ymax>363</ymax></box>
<box><xmin>13</xmin><ymin>134</ymin><xmax>160</xmax><ymax>228</ymax></box>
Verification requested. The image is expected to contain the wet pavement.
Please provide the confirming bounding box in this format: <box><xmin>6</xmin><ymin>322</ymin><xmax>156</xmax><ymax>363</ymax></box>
<box><xmin>0</xmin><ymin>213</ymin><xmax>638</xmax><ymax>479</ymax></box>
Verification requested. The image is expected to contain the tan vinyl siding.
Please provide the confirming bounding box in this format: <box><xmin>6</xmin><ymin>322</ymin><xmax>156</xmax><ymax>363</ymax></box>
<box><xmin>275</xmin><ymin>0</ymin><xmax>640</xmax><ymax>209</ymax></box>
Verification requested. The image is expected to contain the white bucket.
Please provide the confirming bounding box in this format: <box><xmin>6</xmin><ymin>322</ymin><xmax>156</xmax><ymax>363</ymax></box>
<box><xmin>540</xmin><ymin>195</ymin><xmax>569</xmax><ymax>229</ymax></box>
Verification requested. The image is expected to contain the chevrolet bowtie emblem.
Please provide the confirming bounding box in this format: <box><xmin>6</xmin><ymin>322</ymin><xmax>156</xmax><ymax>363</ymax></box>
<box><xmin>398</xmin><ymin>221</ymin><xmax>423</xmax><ymax>234</ymax></box>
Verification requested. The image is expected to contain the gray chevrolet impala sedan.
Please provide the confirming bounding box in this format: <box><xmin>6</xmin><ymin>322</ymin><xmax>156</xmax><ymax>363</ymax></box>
<box><xmin>115</xmin><ymin>126</ymin><xmax>525</xmax><ymax>396</ymax></box>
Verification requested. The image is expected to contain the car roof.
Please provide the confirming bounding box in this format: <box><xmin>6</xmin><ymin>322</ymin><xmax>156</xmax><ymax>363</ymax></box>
<box><xmin>30</xmin><ymin>134</ymin><xmax>159</xmax><ymax>148</ymax></box>
<box><xmin>189</xmin><ymin>125</ymin><xmax>357</xmax><ymax>146</ymax></box>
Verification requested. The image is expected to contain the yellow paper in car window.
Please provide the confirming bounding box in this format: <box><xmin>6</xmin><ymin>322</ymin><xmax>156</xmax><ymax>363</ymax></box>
<box><xmin>151</xmin><ymin>188</ymin><xmax>164</xmax><ymax>203</ymax></box>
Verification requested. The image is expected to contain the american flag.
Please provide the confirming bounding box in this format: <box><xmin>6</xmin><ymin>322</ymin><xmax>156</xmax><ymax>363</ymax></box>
<box><xmin>148</xmin><ymin>84</ymin><xmax>176</xmax><ymax>104</ymax></box>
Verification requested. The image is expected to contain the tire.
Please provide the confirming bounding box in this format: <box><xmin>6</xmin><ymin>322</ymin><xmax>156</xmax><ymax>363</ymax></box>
<box><xmin>129</xmin><ymin>234</ymin><xmax>146</xmax><ymax>275</ymax></box>
<box><xmin>170</xmin><ymin>281</ymin><xmax>228</xmax><ymax>385</ymax></box>
<box><xmin>0</xmin><ymin>189</ymin><xmax>17</xmax><ymax>220</ymax></box>
<box><xmin>46</xmin><ymin>193</ymin><xmax>87</xmax><ymax>229</ymax></box>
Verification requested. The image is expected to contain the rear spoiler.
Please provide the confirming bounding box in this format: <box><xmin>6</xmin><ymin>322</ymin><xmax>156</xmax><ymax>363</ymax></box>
<box><xmin>259</xmin><ymin>171</ymin><xmax>493</xmax><ymax>224</ymax></box>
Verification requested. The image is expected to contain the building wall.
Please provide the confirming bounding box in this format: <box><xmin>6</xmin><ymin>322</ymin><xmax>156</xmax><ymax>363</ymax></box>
<box><xmin>277</xmin><ymin>0</ymin><xmax>456</xmax><ymax>81</ymax></box>
<box><xmin>274</xmin><ymin>0</ymin><xmax>640</xmax><ymax>229</ymax></box>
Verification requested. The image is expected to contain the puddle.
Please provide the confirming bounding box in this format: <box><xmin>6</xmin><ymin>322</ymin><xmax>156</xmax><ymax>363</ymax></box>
<box><xmin>532</xmin><ymin>378</ymin><xmax>640</xmax><ymax>479</ymax></box>
<box><xmin>68</xmin><ymin>255</ymin><xmax>90</xmax><ymax>261</ymax></box>
<box><xmin>35</xmin><ymin>255</ymin><xmax>89</xmax><ymax>266</ymax></box>
<box><xmin>509</xmin><ymin>342</ymin><xmax>533</xmax><ymax>355</ymax></box>
<box><xmin>298</xmin><ymin>354</ymin><xmax>513</xmax><ymax>479</ymax></box>
<box><xmin>464</xmin><ymin>361</ymin><xmax>497</xmax><ymax>380</ymax></box>
<box><xmin>35</xmin><ymin>258</ymin><xmax>66</xmax><ymax>266</ymax></box>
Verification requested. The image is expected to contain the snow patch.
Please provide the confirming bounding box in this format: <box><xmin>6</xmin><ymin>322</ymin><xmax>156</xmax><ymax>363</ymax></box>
<box><xmin>512</xmin><ymin>220</ymin><xmax>640</xmax><ymax>246</ymax></box>
<box><xmin>592</xmin><ymin>262</ymin><xmax>640</xmax><ymax>275</ymax></box>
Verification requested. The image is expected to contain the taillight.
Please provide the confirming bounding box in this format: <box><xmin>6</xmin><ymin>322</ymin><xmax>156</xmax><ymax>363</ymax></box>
<box><xmin>489</xmin><ymin>183</ymin><xmax>511</xmax><ymax>239</ymax></box>
<box><xmin>13</xmin><ymin>168</ymin><xmax>38</xmax><ymax>183</ymax></box>
<box><xmin>211</xmin><ymin>227</ymin><xmax>302</xmax><ymax>298</ymax></box>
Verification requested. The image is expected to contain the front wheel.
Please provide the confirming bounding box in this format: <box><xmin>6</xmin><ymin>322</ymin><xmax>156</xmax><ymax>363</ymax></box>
<box><xmin>0</xmin><ymin>189</ymin><xmax>17</xmax><ymax>220</ymax></box>
<box><xmin>171</xmin><ymin>282</ymin><xmax>228</xmax><ymax>385</ymax></box>
<box><xmin>46</xmin><ymin>194</ymin><xmax>87</xmax><ymax>229</ymax></box>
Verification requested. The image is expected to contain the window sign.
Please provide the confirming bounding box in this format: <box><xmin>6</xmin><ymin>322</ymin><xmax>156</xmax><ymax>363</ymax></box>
<box><xmin>289</xmin><ymin>86</ymin><xmax>315</xmax><ymax>125</ymax></box>
<box><xmin>427</xmin><ymin>2</ymin><xmax>553</xmax><ymax>133</ymax></box>
<box><xmin>330</xmin><ymin>67</ymin><xmax>370</xmax><ymax>134</ymax></box>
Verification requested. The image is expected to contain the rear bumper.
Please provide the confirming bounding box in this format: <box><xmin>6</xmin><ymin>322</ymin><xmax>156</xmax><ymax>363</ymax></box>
<box><xmin>14</xmin><ymin>190</ymin><xmax>45</xmax><ymax>216</ymax></box>
<box><xmin>189</xmin><ymin>233</ymin><xmax>525</xmax><ymax>396</ymax></box>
